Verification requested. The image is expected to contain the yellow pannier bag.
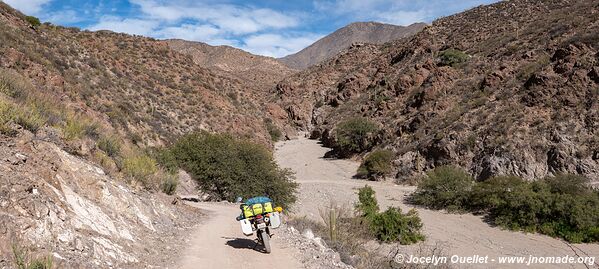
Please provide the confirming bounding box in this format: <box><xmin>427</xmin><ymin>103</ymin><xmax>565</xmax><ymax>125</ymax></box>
<box><xmin>263</xmin><ymin>202</ymin><xmax>273</xmax><ymax>213</ymax></box>
<box><xmin>243</xmin><ymin>205</ymin><xmax>254</xmax><ymax>218</ymax></box>
<box><xmin>252</xmin><ymin>203</ymin><xmax>264</xmax><ymax>215</ymax></box>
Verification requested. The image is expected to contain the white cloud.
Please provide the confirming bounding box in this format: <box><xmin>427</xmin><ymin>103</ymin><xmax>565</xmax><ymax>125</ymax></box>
<box><xmin>4</xmin><ymin>0</ymin><xmax>52</xmax><ymax>14</ymax></box>
<box><xmin>378</xmin><ymin>10</ymin><xmax>429</xmax><ymax>26</ymax></box>
<box><xmin>44</xmin><ymin>10</ymin><xmax>84</xmax><ymax>24</ymax></box>
<box><xmin>82</xmin><ymin>1</ymin><xmax>308</xmax><ymax>56</ymax></box>
<box><xmin>88</xmin><ymin>17</ymin><xmax>160</xmax><ymax>36</ymax></box>
<box><xmin>155</xmin><ymin>24</ymin><xmax>238</xmax><ymax>46</ymax></box>
<box><xmin>313</xmin><ymin>0</ymin><xmax>497</xmax><ymax>26</ymax></box>
<box><xmin>128</xmin><ymin>0</ymin><xmax>299</xmax><ymax>33</ymax></box>
<box><xmin>241</xmin><ymin>33</ymin><xmax>323</xmax><ymax>58</ymax></box>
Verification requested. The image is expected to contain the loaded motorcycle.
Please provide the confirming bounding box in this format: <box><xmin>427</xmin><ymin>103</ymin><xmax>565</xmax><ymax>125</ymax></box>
<box><xmin>236</xmin><ymin>199</ymin><xmax>283</xmax><ymax>254</ymax></box>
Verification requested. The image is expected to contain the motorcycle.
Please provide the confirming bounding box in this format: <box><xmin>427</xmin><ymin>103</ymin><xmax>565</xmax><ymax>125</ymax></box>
<box><xmin>237</xmin><ymin>205</ymin><xmax>283</xmax><ymax>253</ymax></box>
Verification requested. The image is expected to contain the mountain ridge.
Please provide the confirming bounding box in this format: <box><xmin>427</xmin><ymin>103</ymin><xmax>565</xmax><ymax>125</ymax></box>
<box><xmin>279</xmin><ymin>21</ymin><xmax>426</xmax><ymax>69</ymax></box>
<box><xmin>167</xmin><ymin>39</ymin><xmax>296</xmax><ymax>90</ymax></box>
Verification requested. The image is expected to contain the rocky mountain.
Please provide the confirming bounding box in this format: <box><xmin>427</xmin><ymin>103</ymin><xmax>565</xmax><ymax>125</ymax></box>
<box><xmin>279</xmin><ymin>22</ymin><xmax>426</xmax><ymax>69</ymax></box>
<box><xmin>275</xmin><ymin>0</ymin><xmax>599</xmax><ymax>183</ymax></box>
<box><xmin>167</xmin><ymin>39</ymin><xmax>296</xmax><ymax>90</ymax></box>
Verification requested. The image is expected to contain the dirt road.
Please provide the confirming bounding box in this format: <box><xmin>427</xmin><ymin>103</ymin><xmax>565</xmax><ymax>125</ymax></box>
<box><xmin>177</xmin><ymin>202</ymin><xmax>303</xmax><ymax>269</ymax></box>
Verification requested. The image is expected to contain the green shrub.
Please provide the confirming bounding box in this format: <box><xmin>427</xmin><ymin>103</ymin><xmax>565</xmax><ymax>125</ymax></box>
<box><xmin>356</xmin><ymin>185</ymin><xmax>379</xmax><ymax>219</ymax></box>
<box><xmin>334</xmin><ymin>117</ymin><xmax>379</xmax><ymax>156</ymax></box>
<box><xmin>161</xmin><ymin>173</ymin><xmax>178</xmax><ymax>195</ymax></box>
<box><xmin>98</xmin><ymin>135</ymin><xmax>121</xmax><ymax>157</ymax></box>
<box><xmin>484</xmin><ymin>177</ymin><xmax>599</xmax><ymax>243</ymax></box>
<box><xmin>161</xmin><ymin>132</ymin><xmax>298</xmax><ymax>208</ymax></box>
<box><xmin>438</xmin><ymin>49</ymin><xmax>469</xmax><ymax>67</ymax></box>
<box><xmin>369</xmin><ymin>207</ymin><xmax>425</xmax><ymax>244</ymax></box>
<box><xmin>122</xmin><ymin>154</ymin><xmax>158</xmax><ymax>184</ymax></box>
<box><xmin>544</xmin><ymin>173</ymin><xmax>591</xmax><ymax>195</ymax></box>
<box><xmin>356</xmin><ymin>149</ymin><xmax>394</xmax><ymax>180</ymax></box>
<box><xmin>410</xmin><ymin>165</ymin><xmax>474</xmax><ymax>211</ymax></box>
<box><xmin>469</xmin><ymin>176</ymin><xmax>527</xmax><ymax>212</ymax></box>
<box><xmin>411</xmin><ymin>171</ymin><xmax>599</xmax><ymax>243</ymax></box>
<box><xmin>264</xmin><ymin>118</ymin><xmax>282</xmax><ymax>142</ymax></box>
<box><xmin>25</xmin><ymin>16</ymin><xmax>41</xmax><ymax>27</ymax></box>
<box><xmin>356</xmin><ymin>186</ymin><xmax>425</xmax><ymax>244</ymax></box>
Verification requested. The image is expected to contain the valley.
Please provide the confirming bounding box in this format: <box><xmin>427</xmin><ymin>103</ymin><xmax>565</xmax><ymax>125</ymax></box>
<box><xmin>0</xmin><ymin>0</ymin><xmax>598</xmax><ymax>268</ymax></box>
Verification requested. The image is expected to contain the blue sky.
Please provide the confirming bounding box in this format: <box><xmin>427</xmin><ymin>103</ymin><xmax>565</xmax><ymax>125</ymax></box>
<box><xmin>5</xmin><ymin>0</ymin><xmax>499</xmax><ymax>57</ymax></box>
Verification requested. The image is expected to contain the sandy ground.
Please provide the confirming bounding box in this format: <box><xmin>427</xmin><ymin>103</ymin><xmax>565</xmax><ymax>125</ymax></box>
<box><xmin>176</xmin><ymin>202</ymin><xmax>303</xmax><ymax>269</ymax></box>
<box><xmin>175</xmin><ymin>137</ymin><xmax>598</xmax><ymax>269</ymax></box>
<box><xmin>275</xmin><ymin>137</ymin><xmax>599</xmax><ymax>269</ymax></box>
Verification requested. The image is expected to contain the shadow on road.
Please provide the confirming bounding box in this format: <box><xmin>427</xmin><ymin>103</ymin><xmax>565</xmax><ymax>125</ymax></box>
<box><xmin>223</xmin><ymin>237</ymin><xmax>266</xmax><ymax>253</ymax></box>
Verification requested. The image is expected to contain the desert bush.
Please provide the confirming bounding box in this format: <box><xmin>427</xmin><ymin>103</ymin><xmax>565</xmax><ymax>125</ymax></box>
<box><xmin>356</xmin><ymin>149</ymin><xmax>394</xmax><ymax>180</ymax></box>
<box><xmin>122</xmin><ymin>154</ymin><xmax>158</xmax><ymax>185</ymax></box>
<box><xmin>62</xmin><ymin>114</ymin><xmax>100</xmax><ymax>141</ymax></box>
<box><xmin>290</xmin><ymin>189</ymin><xmax>427</xmax><ymax>268</ymax></box>
<box><xmin>161</xmin><ymin>132</ymin><xmax>297</xmax><ymax>208</ymax></box>
<box><xmin>468</xmin><ymin>176</ymin><xmax>527</xmax><ymax>212</ymax></box>
<box><xmin>369</xmin><ymin>207</ymin><xmax>425</xmax><ymax>244</ymax></box>
<box><xmin>97</xmin><ymin>135</ymin><xmax>121</xmax><ymax>157</ymax></box>
<box><xmin>0</xmin><ymin>98</ymin><xmax>16</xmax><ymax>135</ymax></box>
<box><xmin>0</xmin><ymin>68</ymin><xmax>33</xmax><ymax>100</ymax></box>
<box><xmin>516</xmin><ymin>54</ymin><xmax>550</xmax><ymax>80</ymax></box>
<box><xmin>12</xmin><ymin>244</ymin><xmax>53</xmax><ymax>269</ymax></box>
<box><xmin>411</xmin><ymin>170</ymin><xmax>599</xmax><ymax>243</ymax></box>
<box><xmin>334</xmin><ymin>117</ymin><xmax>379</xmax><ymax>156</ymax></box>
<box><xmin>25</xmin><ymin>16</ymin><xmax>41</xmax><ymax>27</ymax></box>
<box><xmin>93</xmin><ymin>151</ymin><xmax>117</xmax><ymax>174</ymax></box>
<box><xmin>356</xmin><ymin>185</ymin><xmax>379</xmax><ymax>219</ymax></box>
<box><xmin>357</xmin><ymin>186</ymin><xmax>425</xmax><ymax>244</ymax></box>
<box><xmin>544</xmin><ymin>173</ymin><xmax>591</xmax><ymax>195</ymax></box>
<box><xmin>410</xmin><ymin>166</ymin><xmax>474</xmax><ymax>211</ymax></box>
<box><xmin>438</xmin><ymin>49</ymin><xmax>469</xmax><ymax>67</ymax></box>
<box><xmin>483</xmin><ymin>176</ymin><xmax>599</xmax><ymax>243</ymax></box>
<box><xmin>14</xmin><ymin>106</ymin><xmax>45</xmax><ymax>133</ymax></box>
<box><xmin>264</xmin><ymin>118</ymin><xmax>282</xmax><ymax>141</ymax></box>
<box><xmin>161</xmin><ymin>172</ymin><xmax>178</xmax><ymax>195</ymax></box>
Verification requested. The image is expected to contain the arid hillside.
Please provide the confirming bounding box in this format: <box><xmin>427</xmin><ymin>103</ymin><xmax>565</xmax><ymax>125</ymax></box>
<box><xmin>275</xmin><ymin>0</ymin><xmax>599</xmax><ymax>182</ymax></box>
<box><xmin>168</xmin><ymin>39</ymin><xmax>296</xmax><ymax>91</ymax></box>
<box><xmin>0</xmin><ymin>3</ymin><xmax>295</xmax><ymax>267</ymax></box>
<box><xmin>279</xmin><ymin>22</ymin><xmax>425</xmax><ymax>69</ymax></box>
<box><xmin>0</xmin><ymin>2</ymin><xmax>287</xmax><ymax>147</ymax></box>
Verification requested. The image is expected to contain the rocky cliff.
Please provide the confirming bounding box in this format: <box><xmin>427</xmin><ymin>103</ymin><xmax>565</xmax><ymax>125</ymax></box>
<box><xmin>0</xmin><ymin>129</ymin><xmax>202</xmax><ymax>268</ymax></box>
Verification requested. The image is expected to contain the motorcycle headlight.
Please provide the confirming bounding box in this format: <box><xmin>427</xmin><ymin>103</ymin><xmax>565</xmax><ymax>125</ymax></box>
<box><xmin>264</xmin><ymin>217</ymin><xmax>270</xmax><ymax>222</ymax></box>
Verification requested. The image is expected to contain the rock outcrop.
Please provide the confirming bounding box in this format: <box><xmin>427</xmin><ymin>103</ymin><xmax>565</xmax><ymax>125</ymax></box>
<box><xmin>0</xmin><ymin>131</ymin><xmax>202</xmax><ymax>268</ymax></box>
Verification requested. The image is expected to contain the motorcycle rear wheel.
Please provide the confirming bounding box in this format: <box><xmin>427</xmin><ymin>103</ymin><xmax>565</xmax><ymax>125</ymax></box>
<box><xmin>261</xmin><ymin>231</ymin><xmax>272</xmax><ymax>254</ymax></box>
